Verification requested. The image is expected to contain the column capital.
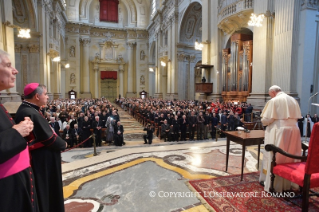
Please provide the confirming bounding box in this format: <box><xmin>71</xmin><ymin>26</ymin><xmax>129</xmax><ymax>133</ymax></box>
<box><xmin>126</xmin><ymin>42</ymin><xmax>136</xmax><ymax>49</ymax></box>
<box><xmin>80</xmin><ymin>38</ymin><xmax>91</xmax><ymax>47</ymax></box>
<box><xmin>189</xmin><ymin>55</ymin><xmax>196</xmax><ymax>63</ymax></box>
<box><xmin>28</xmin><ymin>44</ymin><xmax>40</xmax><ymax>53</ymax></box>
<box><xmin>177</xmin><ymin>53</ymin><xmax>186</xmax><ymax>62</ymax></box>
<box><xmin>301</xmin><ymin>0</ymin><xmax>319</xmax><ymax>10</ymax></box>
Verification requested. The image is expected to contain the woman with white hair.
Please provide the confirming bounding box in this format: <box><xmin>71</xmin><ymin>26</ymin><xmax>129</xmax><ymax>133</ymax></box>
<box><xmin>105</xmin><ymin>116</ymin><xmax>115</xmax><ymax>145</ymax></box>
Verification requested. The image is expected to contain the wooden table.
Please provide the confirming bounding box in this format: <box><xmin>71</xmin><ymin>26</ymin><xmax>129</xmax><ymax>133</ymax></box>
<box><xmin>224</xmin><ymin>130</ymin><xmax>265</xmax><ymax>181</ymax></box>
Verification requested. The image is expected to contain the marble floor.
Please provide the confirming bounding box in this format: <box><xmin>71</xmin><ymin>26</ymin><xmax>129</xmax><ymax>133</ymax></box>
<box><xmin>62</xmin><ymin>106</ymin><xmax>268</xmax><ymax>212</ymax></box>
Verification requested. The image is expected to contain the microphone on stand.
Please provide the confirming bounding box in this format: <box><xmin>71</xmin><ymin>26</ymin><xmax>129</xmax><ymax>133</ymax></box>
<box><xmin>308</xmin><ymin>92</ymin><xmax>319</xmax><ymax>114</ymax></box>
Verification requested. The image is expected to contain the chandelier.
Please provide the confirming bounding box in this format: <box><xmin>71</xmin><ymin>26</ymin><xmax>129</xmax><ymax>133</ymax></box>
<box><xmin>248</xmin><ymin>13</ymin><xmax>264</xmax><ymax>27</ymax></box>
<box><xmin>195</xmin><ymin>39</ymin><xmax>203</xmax><ymax>51</ymax></box>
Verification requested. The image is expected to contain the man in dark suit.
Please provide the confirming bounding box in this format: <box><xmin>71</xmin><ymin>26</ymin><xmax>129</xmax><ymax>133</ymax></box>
<box><xmin>180</xmin><ymin>115</ymin><xmax>188</xmax><ymax>141</ymax></box>
<box><xmin>63</xmin><ymin>124</ymin><xmax>75</xmax><ymax>148</ymax></box>
<box><xmin>69</xmin><ymin>115</ymin><xmax>77</xmax><ymax>129</ymax></box>
<box><xmin>211</xmin><ymin>113</ymin><xmax>219</xmax><ymax>139</ymax></box>
<box><xmin>143</xmin><ymin>124</ymin><xmax>154</xmax><ymax>144</ymax></box>
<box><xmin>161</xmin><ymin>119</ymin><xmax>171</xmax><ymax>142</ymax></box>
<box><xmin>197</xmin><ymin>112</ymin><xmax>205</xmax><ymax>140</ymax></box>
<box><xmin>50</xmin><ymin>116</ymin><xmax>61</xmax><ymax>136</ymax></box>
<box><xmin>114</xmin><ymin>121</ymin><xmax>124</xmax><ymax>146</ymax></box>
<box><xmin>312</xmin><ymin>114</ymin><xmax>319</xmax><ymax>123</ymax></box>
<box><xmin>221</xmin><ymin>111</ymin><xmax>228</xmax><ymax>137</ymax></box>
<box><xmin>188</xmin><ymin>111</ymin><xmax>197</xmax><ymax>140</ymax></box>
<box><xmin>73</xmin><ymin>124</ymin><xmax>82</xmax><ymax>146</ymax></box>
<box><xmin>92</xmin><ymin>116</ymin><xmax>103</xmax><ymax>147</ymax></box>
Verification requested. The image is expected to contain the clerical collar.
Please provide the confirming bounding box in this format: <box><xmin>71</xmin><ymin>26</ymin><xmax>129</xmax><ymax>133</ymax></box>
<box><xmin>23</xmin><ymin>100</ymin><xmax>40</xmax><ymax>111</ymax></box>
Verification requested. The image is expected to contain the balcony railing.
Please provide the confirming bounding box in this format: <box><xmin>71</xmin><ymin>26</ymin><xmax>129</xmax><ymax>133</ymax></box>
<box><xmin>218</xmin><ymin>0</ymin><xmax>253</xmax><ymax>23</ymax></box>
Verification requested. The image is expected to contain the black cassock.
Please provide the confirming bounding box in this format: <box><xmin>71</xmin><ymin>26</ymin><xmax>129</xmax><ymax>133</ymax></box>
<box><xmin>15</xmin><ymin>101</ymin><xmax>66</xmax><ymax>212</ymax></box>
<box><xmin>0</xmin><ymin>104</ymin><xmax>39</xmax><ymax>212</ymax></box>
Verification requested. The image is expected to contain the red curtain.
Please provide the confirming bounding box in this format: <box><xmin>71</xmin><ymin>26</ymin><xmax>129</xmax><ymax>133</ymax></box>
<box><xmin>101</xmin><ymin>71</ymin><xmax>117</xmax><ymax>80</ymax></box>
<box><xmin>99</xmin><ymin>0</ymin><xmax>119</xmax><ymax>23</ymax></box>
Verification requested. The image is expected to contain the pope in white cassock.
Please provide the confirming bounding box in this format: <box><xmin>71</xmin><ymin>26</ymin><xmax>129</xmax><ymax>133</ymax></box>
<box><xmin>259</xmin><ymin>85</ymin><xmax>302</xmax><ymax>192</ymax></box>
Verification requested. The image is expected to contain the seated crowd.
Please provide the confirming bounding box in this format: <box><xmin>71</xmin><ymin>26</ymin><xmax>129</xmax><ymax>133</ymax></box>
<box><xmin>41</xmin><ymin>98</ymin><xmax>124</xmax><ymax>147</ymax></box>
<box><xmin>117</xmin><ymin>98</ymin><xmax>255</xmax><ymax>142</ymax></box>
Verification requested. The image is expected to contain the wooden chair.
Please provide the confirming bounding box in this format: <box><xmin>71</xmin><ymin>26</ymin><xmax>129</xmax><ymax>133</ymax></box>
<box><xmin>265</xmin><ymin>123</ymin><xmax>319</xmax><ymax>212</ymax></box>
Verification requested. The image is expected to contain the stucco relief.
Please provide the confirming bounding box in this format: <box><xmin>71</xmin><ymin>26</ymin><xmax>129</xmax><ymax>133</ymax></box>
<box><xmin>70</xmin><ymin>73</ymin><xmax>76</xmax><ymax>84</ymax></box>
<box><xmin>13</xmin><ymin>0</ymin><xmax>27</xmax><ymax>23</ymax></box>
<box><xmin>140</xmin><ymin>75</ymin><xmax>145</xmax><ymax>85</ymax></box>
<box><xmin>69</xmin><ymin>46</ymin><xmax>75</xmax><ymax>57</ymax></box>
<box><xmin>140</xmin><ymin>50</ymin><xmax>145</xmax><ymax>60</ymax></box>
<box><xmin>180</xmin><ymin>3</ymin><xmax>202</xmax><ymax>43</ymax></box>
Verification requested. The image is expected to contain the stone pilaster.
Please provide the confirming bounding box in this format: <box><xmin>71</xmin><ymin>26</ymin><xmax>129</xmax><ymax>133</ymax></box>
<box><xmin>126</xmin><ymin>42</ymin><xmax>135</xmax><ymax>97</ymax></box>
<box><xmin>80</xmin><ymin>38</ymin><xmax>91</xmax><ymax>98</ymax></box>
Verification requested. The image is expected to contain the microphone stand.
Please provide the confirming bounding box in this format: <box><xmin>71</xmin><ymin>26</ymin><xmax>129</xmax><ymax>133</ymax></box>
<box><xmin>306</xmin><ymin>92</ymin><xmax>318</xmax><ymax>141</ymax></box>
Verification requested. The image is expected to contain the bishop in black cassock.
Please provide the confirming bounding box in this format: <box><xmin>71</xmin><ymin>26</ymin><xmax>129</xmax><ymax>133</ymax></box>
<box><xmin>15</xmin><ymin>83</ymin><xmax>66</xmax><ymax>212</ymax></box>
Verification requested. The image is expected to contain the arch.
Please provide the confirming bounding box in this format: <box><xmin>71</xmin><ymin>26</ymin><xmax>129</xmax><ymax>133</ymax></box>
<box><xmin>223</xmin><ymin>28</ymin><xmax>253</xmax><ymax>48</ymax></box>
<box><xmin>179</xmin><ymin>1</ymin><xmax>202</xmax><ymax>45</ymax></box>
<box><xmin>13</xmin><ymin>0</ymin><xmax>37</xmax><ymax>30</ymax></box>
<box><xmin>67</xmin><ymin>0</ymin><xmax>81</xmax><ymax>21</ymax></box>
<box><xmin>88</xmin><ymin>0</ymin><xmax>128</xmax><ymax>27</ymax></box>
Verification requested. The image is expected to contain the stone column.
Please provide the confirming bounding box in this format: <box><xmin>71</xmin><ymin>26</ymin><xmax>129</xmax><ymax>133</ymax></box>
<box><xmin>119</xmin><ymin>65</ymin><xmax>124</xmax><ymax>97</ymax></box>
<box><xmin>272</xmin><ymin>0</ymin><xmax>300</xmax><ymax>94</ymax></box>
<box><xmin>248</xmin><ymin>0</ymin><xmax>274</xmax><ymax>106</ymax></box>
<box><xmin>126</xmin><ymin>42</ymin><xmax>135</xmax><ymax>97</ymax></box>
<box><xmin>80</xmin><ymin>38</ymin><xmax>91</xmax><ymax>98</ymax></box>
<box><xmin>177</xmin><ymin>53</ymin><xmax>185</xmax><ymax>100</ymax></box>
<box><xmin>167</xmin><ymin>60</ymin><xmax>171</xmax><ymax>96</ymax></box>
<box><xmin>61</xmin><ymin>67</ymin><xmax>66</xmax><ymax>98</ymax></box>
<box><xmin>53</xmin><ymin>61</ymin><xmax>62</xmax><ymax>99</ymax></box>
<box><xmin>171</xmin><ymin>13</ymin><xmax>178</xmax><ymax>98</ymax></box>
<box><xmin>46</xmin><ymin>54</ymin><xmax>51</xmax><ymax>95</ymax></box>
<box><xmin>297</xmin><ymin>0</ymin><xmax>319</xmax><ymax>114</ymax></box>
<box><xmin>189</xmin><ymin>55</ymin><xmax>197</xmax><ymax>100</ymax></box>
<box><xmin>149</xmin><ymin>69</ymin><xmax>155</xmax><ymax>97</ymax></box>
<box><xmin>154</xmin><ymin>31</ymin><xmax>163</xmax><ymax>99</ymax></box>
<box><xmin>94</xmin><ymin>64</ymin><xmax>99</xmax><ymax>98</ymax></box>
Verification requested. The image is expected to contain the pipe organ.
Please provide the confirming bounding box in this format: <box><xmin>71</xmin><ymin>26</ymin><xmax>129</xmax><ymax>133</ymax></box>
<box><xmin>222</xmin><ymin>33</ymin><xmax>253</xmax><ymax>102</ymax></box>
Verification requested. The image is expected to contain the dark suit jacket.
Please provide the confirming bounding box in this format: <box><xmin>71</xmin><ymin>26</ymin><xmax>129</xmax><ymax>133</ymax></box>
<box><xmin>161</xmin><ymin>124</ymin><xmax>170</xmax><ymax>134</ymax></box>
<box><xmin>92</xmin><ymin>120</ymin><xmax>103</xmax><ymax>134</ymax></box>
<box><xmin>73</xmin><ymin>128</ymin><xmax>82</xmax><ymax>137</ymax></box>
<box><xmin>114</xmin><ymin>125</ymin><xmax>124</xmax><ymax>136</ymax></box>
<box><xmin>62</xmin><ymin>128</ymin><xmax>75</xmax><ymax>140</ymax></box>
<box><xmin>221</xmin><ymin>115</ymin><xmax>228</xmax><ymax>125</ymax></box>
<box><xmin>50</xmin><ymin>121</ymin><xmax>60</xmax><ymax>136</ymax></box>
<box><xmin>180</xmin><ymin>118</ymin><xmax>188</xmax><ymax>130</ymax></box>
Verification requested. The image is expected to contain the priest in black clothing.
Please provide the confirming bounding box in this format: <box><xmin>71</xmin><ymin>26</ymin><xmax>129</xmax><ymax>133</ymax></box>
<box><xmin>92</xmin><ymin>115</ymin><xmax>103</xmax><ymax>146</ymax></box>
<box><xmin>0</xmin><ymin>49</ymin><xmax>39</xmax><ymax>212</ymax></box>
<box><xmin>114</xmin><ymin>121</ymin><xmax>125</xmax><ymax>146</ymax></box>
<box><xmin>15</xmin><ymin>83</ymin><xmax>67</xmax><ymax>212</ymax></box>
<box><xmin>180</xmin><ymin>115</ymin><xmax>188</xmax><ymax>141</ymax></box>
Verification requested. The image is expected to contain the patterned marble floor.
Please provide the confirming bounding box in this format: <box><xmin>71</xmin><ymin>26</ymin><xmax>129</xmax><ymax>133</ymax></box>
<box><xmin>62</xmin><ymin>106</ymin><xmax>267</xmax><ymax>212</ymax></box>
<box><xmin>62</xmin><ymin>140</ymin><xmax>264</xmax><ymax>212</ymax></box>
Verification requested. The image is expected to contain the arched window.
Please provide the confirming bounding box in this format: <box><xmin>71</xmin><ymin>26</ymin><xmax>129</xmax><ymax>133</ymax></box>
<box><xmin>151</xmin><ymin>0</ymin><xmax>156</xmax><ymax>16</ymax></box>
<box><xmin>99</xmin><ymin>0</ymin><xmax>119</xmax><ymax>22</ymax></box>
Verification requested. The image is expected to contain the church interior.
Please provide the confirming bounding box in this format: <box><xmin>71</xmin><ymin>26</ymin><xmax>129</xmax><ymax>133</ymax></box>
<box><xmin>1</xmin><ymin>0</ymin><xmax>319</xmax><ymax>211</ymax></box>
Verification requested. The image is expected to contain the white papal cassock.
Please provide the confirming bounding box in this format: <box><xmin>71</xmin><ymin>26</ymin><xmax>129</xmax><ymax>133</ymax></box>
<box><xmin>259</xmin><ymin>92</ymin><xmax>302</xmax><ymax>192</ymax></box>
